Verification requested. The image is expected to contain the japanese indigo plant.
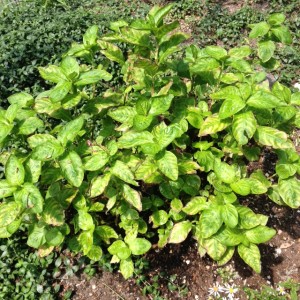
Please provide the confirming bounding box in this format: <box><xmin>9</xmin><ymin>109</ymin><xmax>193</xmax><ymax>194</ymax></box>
<box><xmin>0</xmin><ymin>5</ymin><xmax>299</xmax><ymax>278</ymax></box>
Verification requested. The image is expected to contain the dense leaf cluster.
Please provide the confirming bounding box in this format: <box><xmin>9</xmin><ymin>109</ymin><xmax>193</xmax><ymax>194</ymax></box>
<box><xmin>0</xmin><ymin>0</ymin><xmax>149</xmax><ymax>100</ymax></box>
<box><xmin>0</xmin><ymin>5</ymin><xmax>299</xmax><ymax>279</ymax></box>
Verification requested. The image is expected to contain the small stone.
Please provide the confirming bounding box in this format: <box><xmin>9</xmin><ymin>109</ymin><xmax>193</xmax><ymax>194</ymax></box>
<box><xmin>195</xmin><ymin>295</ymin><xmax>199</xmax><ymax>300</ymax></box>
<box><xmin>89</xmin><ymin>293</ymin><xmax>93</xmax><ymax>296</ymax></box>
<box><xmin>92</xmin><ymin>285</ymin><xmax>96</xmax><ymax>290</ymax></box>
<box><xmin>275</xmin><ymin>248</ymin><xmax>282</xmax><ymax>256</ymax></box>
<box><xmin>280</xmin><ymin>242</ymin><xmax>293</xmax><ymax>249</ymax></box>
<box><xmin>206</xmin><ymin>266</ymin><xmax>210</xmax><ymax>270</ymax></box>
<box><xmin>293</xmin><ymin>82</ymin><xmax>300</xmax><ymax>90</ymax></box>
<box><xmin>278</xmin><ymin>229</ymin><xmax>282</xmax><ymax>235</ymax></box>
<box><xmin>186</xmin><ymin>260</ymin><xmax>191</xmax><ymax>265</ymax></box>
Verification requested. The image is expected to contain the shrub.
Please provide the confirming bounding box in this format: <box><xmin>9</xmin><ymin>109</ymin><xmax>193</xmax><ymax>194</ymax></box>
<box><xmin>0</xmin><ymin>5</ymin><xmax>299</xmax><ymax>279</ymax></box>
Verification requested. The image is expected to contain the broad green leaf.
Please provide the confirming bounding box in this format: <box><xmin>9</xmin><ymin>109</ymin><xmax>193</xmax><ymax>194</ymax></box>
<box><xmin>149</xmin><ymin>94</ymin><xmax>174</xmax><ymax>115</ymax></box>
<box><xmin>28</xmin><ymin>134</ymin><xmax>57</xmax><ymax>148</ymax></box>
<box><xmin>15</xmin><ymin>183</ymin><xmax>44</xmax><ymax>213</ymax></box>
<box><xmin>229</xmin><ymin>45</ymin><xmax>251</xmax><ymax>58</ymax></box>
<box><xmin>122</xmin><ymin>184</ymin><xmax>142</xmax><ymax>211</ymax></box>
<box><xmin>272</xmin><ymin>82</ymin><xmax>291</xmax><ymax>103</ymax></box>
<box><xmin>95</xmin><ymin>225</ymin><xmax>118</xmax><ymax>243</ymax></box>
<box><xmin>199</xmin><ymin>114</ymin><xmax>230</xmax><ymax>136</ymax></box>
<box><xmin>111</xmin><ymin>160</ymin><xmax>138</xmax><ymax>186</ymax></box>
<box><xmin>31</xmin><ymin>140</ymin><xmax>64</xmax><ymax>161</ymax></box>
<box><xmin>254</xmin><ymin>126</ymin><xmax>293</xmax><ymax>149</ymax></box>
<box><xmin>24</xmin><ymin>159</ymin><xmax>42</xmax><ymax>184</ymax></box>
<box><xmin>49</xmin><ymin>81</ymin><xmax>72</xmax><ymax>102</ymax></box>
<box><xmin>5</xmin><ymin>155</ymin><xmax>25</xmax><ymax>186</ymax></box>
<box><xmin>83</xmin><ymin>25</ymin><xmax>98</xmax><ymax>46</ymax></box>
<box><xmin>78</xmin><ymin>230</ymin><xmax>93</xmax><ymax>255</ymax></box>
<box><xmin>219</xmin><ymin>96</ymin><xmax>245</xmax><ymax>119</ymax></box>
<box><xmin>268</xmin><ymin>13</ymin><xmax>285</xmax><ymax>26</ymax></box>
<box><xmin>42</xmin><ymin>198</ymin><xmax>64</xmax><ymax>226</ymax></box>
<box><xmin>59</xmin><ymin>151</ymin><xmax>84</xmax><ymax>187</ymax></box>
<box><xmin>118</xmin><ymin>131</ymin><xmax>154</xmax><ymax>148</ymax></box>
<box><xmin>205</xmin><ymin>46</ymin><xmax>227</xmax><ymax>60</ymax></box>
<box><xmin>232</xmin><ymin>111</ymin><xmax>257</xmax><ymax>145</ymax></box>
<box><xmin>221</xmin><ymin>204</ymin><xmax>238</xmax><ymax>228</ymax></box>
<box><xmin>194</xmin><ymin>151</ymin><xmax>215</xmax><ymax>172</ymax></box>
<box><xmin>149</xmin><ymin>4</ymin><xmax>173</xmax><ymax>26</ymax></box>
<box><xmin>278</xmin><ymin>178</ymin><xmax>300</xmax><ymax>208</ymax></box>
<box><xmin>217</xmin><ymin>247</ymin><xmax>235</xmax><ymax>266</ymax></box>
<box><xmin>271</xmin><ymin>26</ymin><xmax>292</xmax><ymax>44</ymax></box>
<box><xmin>83</xmin><ymin>151</ymin><xmax>109</xmax><ymax>171</ymax></box>
<box><xmin>190</xmin><ymin>58</ymin><xmax>220</xmax><ymax>73</ymax></box>
<box><xmin>34</xmin><ymin>95</ymin><xmax>61</xmax><ymax>115</ymax></box>
<box><xmin>18</xmin><ymin>117</ymin><xmax>44</xmax><ymax>135</ymax></box>
<box><xmin>236</xmin><ymin>206</ymin><xmax>261</xmax><ymax>229</ymax></box>
<box><xmin>75</xmin><ymin>69</ymin><xmax>112</xmax><ymax>86</ymax></box>
<box><xmin>182</xmin><ymin>196</ymin><xmax>207</xmax><ymax>215</ymax></box>
<box><xmin>215</xmin><ymin>227</ymin><xmax>242</xmax><ymax>246</ymax></box>
<box><xmin>157</xmin><ymin>151</ymin><xmax>178</xmax><ymax>181</ymax></box>
<box><xmin>220</xmin><ymin>73</ymin><xmax>240</xmax><ymax>84</ymax></box>
<box><xmin>108</xmin><ymin>106</ymin><xmax>136</xmax><ymax>123</ymax></box>
<box><xmin>247</xmin><ymin>91</ymin><xmax>286</xmax><ymax>109</ymax></box>
<box><xmin>60</xmin><ymin>56</ymin><xmax>80</xmax><ymax>79</ymax></box>
<box><xmin>249</xmin><ymin>178</ymin><xmax>268</xmax><ymax>194</ymax></box>
<box><xmin>99</xmin><ymin>40</ymin><xmax>125</xmax><ymax>65</ymax></box>
<box><xmin>0</xmin><ymin>118</ymin><xmax>13</xmax><ymax>144</ymax></box>
<box><xmin>135</xmin><ymin>158</ymin><xmax>157</xmax><ymax>181</ymax></box>
<box><xmin>6</xmin><ymin>218</ymin><xmax>22</xmax><ymax>235</ymax></box>
<box><xmin>230</xmin><ymin>179</ymin><xmax>252</xmax><ymax>196</ymax></box>
<box><xmin>249</xmin><ymin>21</ymin><xmax>270</xmax><ymax>38</ymax></box>
<box><xmin>238</xmin><ymin>243</ymin><xmax>261</xmax><ymax>273</ymax></box>
<box><xmin>78</xmin><ymin>211</ymin><xmax>94</xmax><ymax>231</ymax></box>
<box><xmin>89</xmin><ymin>173</ymin><xmax>111</xmax><ymax>198</ymax></box>
<box><xmin>245</xmin><ymin>225</ymin><xmax>276</xmax><ymax>244</ymax></box>
<box><xmin>133</xmin><ymin>115</ymin><xmax>153</xmax><ymax>131</ymax></box>
<box><xmin>168</xmin><ymin>221</ymin><xmax>192</xmax><ymax>243</ymax></box>
<box><xmin>150</xmin><ymin>210</ymin><xmax>169</xmax><ymax>228</ymax></box>
<box><xmin>229</xmin><ymin>59</ymin><xmax>252</xmax><ymax>73</ymax></box>
<box><xmin>120</xmin><ymin>258</ymin><xmax>134</xmax><ymax>279</ymax></box>
<box><xmin>214</xmin><ymin>161</ymin><xmax>236</xmax><ymax>184</ymax></box>
<box><xmin>182</xmin><ymin>175</ymin><xmax>201</xmax><ymax>196</ymax></box>
<box><xmin>38</xmin><ymin>65</ymin><xmax>67</xmax><ymax>83</ymax></box>
<box><xmin>202</xmin><ymin>237</ymin><xmax>227</xmax><ymax>261</ymax></box>
<box><xmin>158</xmin><ymin>33</ymin><xmax>188</xmax><ymax>63</ymax></box>
<box><xmin>0</xmin><ymin>180</ymin><xmax>17</xmax><ymax>198</ymax></box>
<box><xmin>127</xmin><ymin>238</ymin><xmax>151</xmax><ymax>255</ymax></box>
<box><xmin>210</xmin><ymin>86</ymin><xmax>239</xmax><ymax>100</ymax></box>
<box><xmin>45</xmin><ymin>228</ymin><xmax>64</xmax><ymax>246</ymax></box>
<box><xmin>62</xmin><ymin>93</ymin><xmax>82</xmax><ymax>109</ymax></box>
<box><xmin>199</xmin><ymin>207</ymin><xmax>222</xmax><ymax>238</ymax></box>
<box><xmin>108</xmin><ymin>240</ymin><xmax>131</xmax><ymax>260</ymax></box>
<box><xmin>87</xmin><ymin>245</ymin><xmax>103</xmax><ymax>261</ymax></box>
<box><xmin>89</xmin><ymin>202</ymin><xmax>105</xmax><ymax>212</ymax></box>
<box><xmin>57</xmin><ymin>116</ymin><xmax>85</xmax><ymax>146</ymax></box>
<box><xmin>258</xmin><ymin>40</ymin><xmax>275</xmax><ymax>62</ymax></box>
<box><xmin>27</xmin><ymin>224</ymin><xmax>46</xmax><ymax>248</ymax></box>
<box><xmin>5</xmin><ymin>104</ymin><xmax>19</xmax><ymax>123</ymax></box>
<box><xmin>0</xmin><ymin>226</ymin><xmax>12</xmax><ymax>238</ymax></box>
<box><xmin>187</xmin><ymin>109</ymin><xmax>203</xmax><ymax>129</ymax></box>
<box><xmin>8</xmin><ymin>92</ymin><xmax>34</xmax><ymax>107</ymax></box>
<box><xmin>0</xmin><ymin>202</ymin><xmax>20</xmax><ymax>227</ymax></box>
<box><xmin>152</xmin><ymin>122</ymin><xmax>180</xmax><ymax>149</ymax></box>
<box><xmin>276</xmin><ymin>163</ymin><xmax>297</xmax><ymax>179</ymax></box>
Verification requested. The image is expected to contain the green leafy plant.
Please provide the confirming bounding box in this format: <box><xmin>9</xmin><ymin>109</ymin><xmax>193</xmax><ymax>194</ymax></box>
<box><xmin>244</xmin><ymin>279</ymin><xmax>300</xmax><ymax>300</ymax></box>
<box><xmin>0</xmin><ymin>5</ymin><xmax>299</xmax><ymax>279</ymax></box>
